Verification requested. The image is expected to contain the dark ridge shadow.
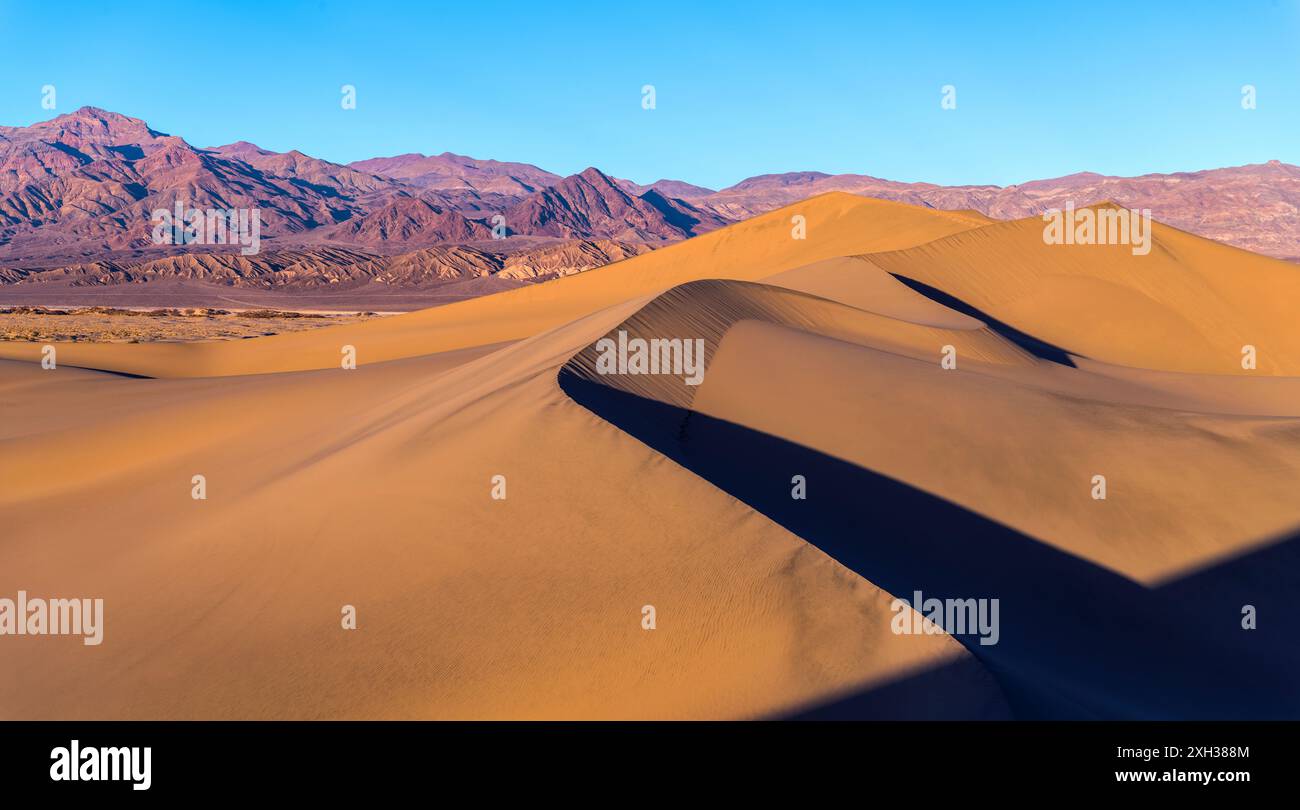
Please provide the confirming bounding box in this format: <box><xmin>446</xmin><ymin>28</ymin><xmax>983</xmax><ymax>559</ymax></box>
<box><xmin>286</xmin><ymin>177</ymin><xmax>344</xmax><ymax>199</ymax></box>
<box><xmin>106</xmin><ymin>144</ymin><xmax>144</xmax><ymax>161</ymax></box>
<box><xmin>67</xmin><ymin>364</ymin><xmax>153</xmax><ymax>380</ymax></box>
<box><xmin>559</xmin><ymin>370</ymin><xmax>1300</xmax><ymax>719</ymax></box>
<box><xmin>889</xmin><ymin>273</ymin><xmax>1078</xmax><ymax>367</ymax></box>
<box><xmin>48</xmin><ymin>141</ymin><xmax>92</xmax><ymax>165</ymax></box>
<box><xmin>783</xmin><ymin>657</ymin><xmax>1014</xmax><ymax>720</ymax></box>
<box><xmin>639</xmin><ymin>189</ymin><xmax>704</xmax><ymax>234</ymax></box>
<box><xmin>121</xmin><ymin>182</ymin><xmax>148</xmax><ymax>201</ymax></box>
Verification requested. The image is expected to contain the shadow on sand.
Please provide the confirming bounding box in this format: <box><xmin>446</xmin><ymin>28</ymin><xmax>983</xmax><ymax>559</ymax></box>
<box><xmin>559</xmin><ymin>370</ymin><xmax>1300</xmax><ymax>719</ymax></box>
<box><xmin>890</xmin><ymin>273</ymin><xmax>1079</xmax><ymax>367</ymax></box>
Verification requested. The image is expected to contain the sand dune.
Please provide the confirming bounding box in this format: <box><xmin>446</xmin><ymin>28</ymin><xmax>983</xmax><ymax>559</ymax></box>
<box><xmin>3</xmin><ymin>192</ymin><xmax>1297</xmax><ymax>719</ymax></box>
<box><xmin>866</xmin><ymin>205</ymin><xmax>1300</xmax><ymax>375</ymax></box>
<box><xmin>0</xmin><ymin>296</ymin><xmax>1002</xmax><ymax>720</ymax></box>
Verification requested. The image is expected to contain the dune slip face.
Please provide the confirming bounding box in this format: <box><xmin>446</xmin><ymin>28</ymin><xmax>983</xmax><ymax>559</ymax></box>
<box><xmin>4</xmin><ymin>192</ymin><xmax>1299</xmax><ymax>722</ymax></box>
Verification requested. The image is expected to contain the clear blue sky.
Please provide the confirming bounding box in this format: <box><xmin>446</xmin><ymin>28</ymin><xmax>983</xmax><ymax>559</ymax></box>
<box><xmin>1</xmin><ymin>0</ymin><xmax>1297</xmax><ymax>189</ymax></box>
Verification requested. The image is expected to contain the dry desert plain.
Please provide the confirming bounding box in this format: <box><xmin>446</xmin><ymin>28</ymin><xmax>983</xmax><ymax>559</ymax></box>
<box><xmin>2</xmin><ymin>192</ymin><xmax>1299</xmax><ymax>719</ymax></box>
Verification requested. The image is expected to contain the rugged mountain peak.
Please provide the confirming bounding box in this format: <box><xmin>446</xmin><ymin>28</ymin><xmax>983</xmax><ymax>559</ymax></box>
<box><xmin>33</xmin><ymin>106</ymin><xmax>167</xmax><ymax>146</ymax></box>
<box><xmin>211</xmin><ymin>141</ymin><xmax>277</xmax><ymax>158</ymax></box>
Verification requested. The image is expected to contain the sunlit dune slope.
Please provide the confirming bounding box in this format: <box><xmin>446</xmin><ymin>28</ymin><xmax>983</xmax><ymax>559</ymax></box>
<box><xmin>564</xmin><ymin>279</ymin><xmax>1034</xmax><ymax>408</ymax></box>
<box><xmin>691</xmin><ymin>320</ymin><xmax>1300</xmax><ymax>582</ymax></box>
<box><xmin>0</xmin><ymin>293</ymin><xmax>1009</xmax><ymax>719</ymax></box>
<box><xmin>558</xmin><ymin>275</ymin><xmax>1300</xmax><ymax>717</ymax></box>
<box><xmin>865</xmin><ymin>204</ymin><xmax>1300</xmax><ymax>375</ymax></box>
<box><xmin>762</xmin><ymin>256</ymin><xmax>983</xmax><ymax>328</ymax></box>
<box><xmin>563</xmin><ymin>275</ymin><xmax>1300</xmax><ymax>584</ymax></box>
<box><xmin>0</xmin><ymin>194</ymin><xmax>989</xmax><ymax>378</ymax></box>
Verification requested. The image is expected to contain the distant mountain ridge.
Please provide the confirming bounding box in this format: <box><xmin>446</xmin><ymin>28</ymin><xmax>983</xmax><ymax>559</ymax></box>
<box><xmin>696</xmin><ymin>162</ymin><xmax>1300</xmax><ymax>260</ymax></box>
<box><xmin>0</xmin><ymin>107</ymin><xmax>725</xmax><ymax>270</ymax></box>
<box><xmin>347</xmin><ymin>152</ymin><xmax>562</xmax><ymax>195</ymax></box>
<box><xmin>2</xmin><ymin>106</ymin><xmax>1299</xmax><ymax>292</ymax></box>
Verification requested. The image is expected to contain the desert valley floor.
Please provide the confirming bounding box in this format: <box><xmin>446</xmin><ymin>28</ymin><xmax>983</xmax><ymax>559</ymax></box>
<box><xmin>2</xmin><ymin>192</ymin><xmax>1299</xmax><ymax>719</ymax></box>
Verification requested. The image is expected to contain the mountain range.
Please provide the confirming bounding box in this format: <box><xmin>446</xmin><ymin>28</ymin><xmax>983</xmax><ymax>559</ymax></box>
<box><xmin>693</xmin><ymin>163</ymin><xmax>1300</xmax><ymax>260</ymax></box>
<box><xmin>2</xmin><ymin>106</ymin><xmax>1298</xmax><ymax>297</ymax></box>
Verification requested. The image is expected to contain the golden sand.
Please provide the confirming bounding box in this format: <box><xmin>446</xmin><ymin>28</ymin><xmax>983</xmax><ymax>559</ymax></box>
<box><xmin>2</xmin><ymin>194</ymin><xmax>1296</xmax><ymax>718</ymax></box>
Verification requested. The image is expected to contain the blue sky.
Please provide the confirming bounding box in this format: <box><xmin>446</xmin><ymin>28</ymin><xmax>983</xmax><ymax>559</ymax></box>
<box><xmin>1</xmin><ymin>0</ymin><xmax>1297</xmax><ymax>189</ymax></box>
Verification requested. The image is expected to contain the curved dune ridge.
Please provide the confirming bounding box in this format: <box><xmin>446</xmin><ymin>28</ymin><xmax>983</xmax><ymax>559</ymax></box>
<box><xmin>2</xmin><ymin>192</ymin><xmax>1299</xmax><ymax>719</ymax></box>
<box><xmin>866</xmin><ymin>204</ymin><xmax>1300</xmax><ymax>375</ymax></box>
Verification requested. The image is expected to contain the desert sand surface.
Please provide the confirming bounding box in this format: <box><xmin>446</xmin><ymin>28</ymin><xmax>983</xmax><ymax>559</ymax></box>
<box><xmin>2</xmin><ymin>193</ymin><xmax>1297</xmax><ymax>719</ymax></box>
